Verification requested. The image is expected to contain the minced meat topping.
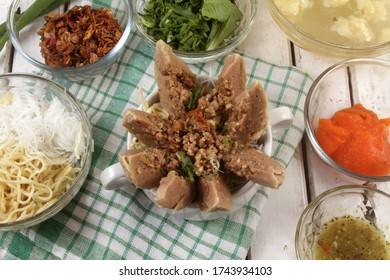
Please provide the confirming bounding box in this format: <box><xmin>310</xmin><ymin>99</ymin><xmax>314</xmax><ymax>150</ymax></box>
<box><xmin>146</xmin><ymin>78</ymin><xmax>242</xmax><ymax>178</ymax></box>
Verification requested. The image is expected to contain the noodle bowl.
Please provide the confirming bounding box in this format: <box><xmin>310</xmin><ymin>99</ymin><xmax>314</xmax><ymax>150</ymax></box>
<box><xmin>128</xmin><ymin>82</ymin><xmax>273</xmax><ymax>221</ymax></box>
<box><xmin>0</xmin><ymin>74</ymin><xmax>92</xmax><ymax>231</ymax></box>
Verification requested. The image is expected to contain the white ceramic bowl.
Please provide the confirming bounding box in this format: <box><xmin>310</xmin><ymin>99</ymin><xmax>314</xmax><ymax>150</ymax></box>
<box><xmin>101</xmin><ymin>77</ymin><xmax>293</xmax><ymax>220</ymax></box>
<box><xmin>132</xmin><ymin>91</ymin><xmax>272</xmax><ymax>221</ymax></box>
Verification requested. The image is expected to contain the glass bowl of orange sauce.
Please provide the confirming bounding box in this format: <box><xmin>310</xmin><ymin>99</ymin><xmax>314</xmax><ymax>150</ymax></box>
<box><xmin>305</xmin><ymin>58</ymin><xmax>390</xmax><ymax>182</ymax></box>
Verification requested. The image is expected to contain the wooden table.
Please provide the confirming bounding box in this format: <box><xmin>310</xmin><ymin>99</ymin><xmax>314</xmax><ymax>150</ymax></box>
<box><xmin>1</xmin><ymin>0</ymin><xmax>390</xmax><ymax>260</ymax></box>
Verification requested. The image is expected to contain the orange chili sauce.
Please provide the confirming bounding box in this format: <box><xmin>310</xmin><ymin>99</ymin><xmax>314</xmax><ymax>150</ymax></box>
<box><xmin>315</xmin><ymin>104</ymin><xmax>390</xmax><ymax>176</ymax></box>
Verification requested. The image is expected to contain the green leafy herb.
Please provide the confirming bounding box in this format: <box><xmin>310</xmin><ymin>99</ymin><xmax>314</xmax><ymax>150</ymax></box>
<box><xmin>202</xmin><ymin>0</ymin><xmax>243</xmax><ymax>50</ymax></box>
<box><xmin>202</xmin><ymin>0</ymin><xmax>241</xmax><ymax>22</ymax></box>
<box><xmin>222</xmin><ymin>138</ymin><xmax>233</xmax><ymax>145</ymax></box>
<box><xmin>139</xmin><ymin>0</ymin><xmax>242</xmax><ymax>51</ymax></box>
<box><xmin>176</xmin><ymin>151</ymin><xmax>196</xmax><ymax>183</ymax></box>
<box><xmin>206</xmin><ymin>12</ymin><xmax>242</xmax><ymax>51</ymax></box>
<box><xmin>221</xmin><ymin>125</ymin><xmax>228</xmax><ymax>136</ymax></box>
<box><xmin>185</xmin><ymin>87</ymin><xmax>202</xmax><ymax>110</ymax></box>
<box><xmin>176</xmin><ymin>151</ymin><xmax>222</xmax><ymax>182</ymax></box>
<box><xmin>0</xmin><ymin>0</ymin><xmax>70</xmax><ymax>52</ymax></box>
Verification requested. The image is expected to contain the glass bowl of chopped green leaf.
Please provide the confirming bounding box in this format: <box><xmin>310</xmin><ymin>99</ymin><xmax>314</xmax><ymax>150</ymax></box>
<box><xmin>132</xmin><ymin>0</ymin><xmax>257</xmax><ymax>64</ymax></box>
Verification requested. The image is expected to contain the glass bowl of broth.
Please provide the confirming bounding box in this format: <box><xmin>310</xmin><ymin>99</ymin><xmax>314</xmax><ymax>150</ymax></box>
<box><xmin>295</xmin><ymin>185</ymin><xmax>390</xmax><ymax>260</ymax></box>
<box><xmin>266</xmin><ymin>0</ymin><xmax>390</xmax><ymax>57</ymax></box>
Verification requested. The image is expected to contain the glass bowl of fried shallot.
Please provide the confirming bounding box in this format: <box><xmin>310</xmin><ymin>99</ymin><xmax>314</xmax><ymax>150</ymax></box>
<box><xmin>7</xmin><ymin>0</ymin><xmax>132</xmax><ymax>81</ymax></box>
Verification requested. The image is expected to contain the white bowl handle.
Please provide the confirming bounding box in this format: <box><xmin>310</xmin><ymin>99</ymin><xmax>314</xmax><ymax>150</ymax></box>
<box><xmin>268</xmin><ymin>106</ymin><xmax>293</xmax><ymax>134</ymax></box>
<box><xmin>100</xmin><ymin>162</ymin><xmax>128</xmax><ymax>190</ymax></box>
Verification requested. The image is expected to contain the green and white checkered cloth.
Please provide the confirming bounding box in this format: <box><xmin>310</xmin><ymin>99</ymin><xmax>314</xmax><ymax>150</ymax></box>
<box><xmin>0</xmin><ymin>16</ymin><xmax>312</xmax><ymax>260</ymax></box>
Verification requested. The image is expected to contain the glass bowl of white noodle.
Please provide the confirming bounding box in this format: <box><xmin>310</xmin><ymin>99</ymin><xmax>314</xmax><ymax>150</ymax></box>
<box><xmin>0</xmin><ymin>73</ymin><xmax>93</xmax><ymax>231</ymax></box>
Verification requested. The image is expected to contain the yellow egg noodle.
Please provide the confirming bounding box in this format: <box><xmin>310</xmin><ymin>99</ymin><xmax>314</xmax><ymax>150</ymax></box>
<box><xmin>0</xmin><ymin>90</ymin><xmax>86</xmax><ymax>223</ymax></box>
<box><xmin>0</xmin><ymin>142</ymin><xmax>78</xmax><ymax>223</ymax></box>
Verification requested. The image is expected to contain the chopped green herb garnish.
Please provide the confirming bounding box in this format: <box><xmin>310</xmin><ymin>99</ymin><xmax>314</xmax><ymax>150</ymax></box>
<box><xmin>176</xmin><ymin>150</ymin><xmax>216</xmax><ymax>182</ymax></box>
<box><xmin>221</xmin><ymin>125</ymin><xmax>228</xmax><ymax>136</ymax></box>
<box><xmin>222</xmin><ymin>138</ymin><xmax>233</xmax><ymax>145</ymax></box>
<box><xmin>176</xmin><ymin>151</ymin><xmax>196</xmax><ymax>183</ymax></box>
<box><xmin>139</xmin><ymin>0</ymin><xmax>243</xmax><ymax>51</ymax></box>
<box><xmin>185</xmin><ymin>87</ymin><xmax>202</xmax><ymax>110</ymax></box>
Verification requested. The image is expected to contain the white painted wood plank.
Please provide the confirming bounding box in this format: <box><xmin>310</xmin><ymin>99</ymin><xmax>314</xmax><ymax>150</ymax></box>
<box><xmin>241</xmin><ymin>0</ymin><xmax>308</xmax><ymax>260</ymax></box>
<box><xmin>294</xmin><ymin>49</ymin><xmax>351</xmax><ymax>202</ymax></box>
<box><xmin>237</xmin><ymin>1</ymin><xmax>293</xmax><ymax>65</ymax></box>
<box><xmin>251</xmin><ymin>147</ymin><xmax>307</xmax><ymax>259</ymax></box>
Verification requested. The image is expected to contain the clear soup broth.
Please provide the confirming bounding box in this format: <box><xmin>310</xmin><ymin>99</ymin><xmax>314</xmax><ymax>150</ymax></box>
<box><xmin>275</xmin><ymin>0</ymin><xmax>390</xmax><ymax>47</ymax></box>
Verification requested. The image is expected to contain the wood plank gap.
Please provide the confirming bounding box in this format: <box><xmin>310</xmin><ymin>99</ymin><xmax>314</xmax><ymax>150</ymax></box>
<box><xmin>289</xmin><ymin>41</ymin><xmax>296</xmax><ymax>66</ymax></box>
<box><xmin>347</xmin><ymin>66</ymin><xmax>354</xmax><ymax>106</ymax></box>
<box><xmin>246</xmin><ymin>248</ymin><xmax>252</xmax><ymax>260</ymax></box>
<box><xmin>6</xmin><ymin>41</ymin><xmax>15</xmax><ymax>72</ymax></box>
<box><xmin>301</xmin><ymin>137</ymin><xmax>313</xmax><ymax>203</ymax></box>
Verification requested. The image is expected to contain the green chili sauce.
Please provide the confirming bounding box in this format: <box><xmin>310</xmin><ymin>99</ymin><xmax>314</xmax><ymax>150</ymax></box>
<box><xmin>314</xmin><ymin>215</ymin><xmax>390</xmax><ymax>260</ymax></box>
